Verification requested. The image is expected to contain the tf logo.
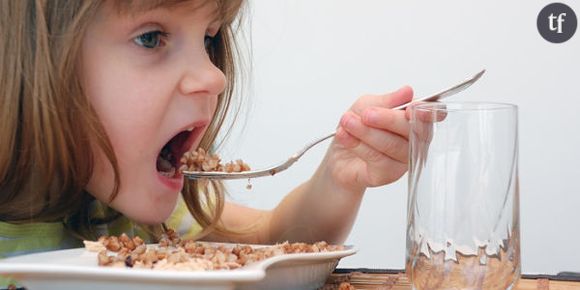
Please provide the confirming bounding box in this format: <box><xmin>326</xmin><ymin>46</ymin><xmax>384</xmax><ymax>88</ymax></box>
<box><xmin>537</xmin><ymin>2</ymin><xmax>577</xmax><ymax>43</ymax></box>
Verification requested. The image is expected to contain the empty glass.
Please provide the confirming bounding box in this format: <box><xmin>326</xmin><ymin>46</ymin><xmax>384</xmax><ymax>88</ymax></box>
<box><xmin>406</xmin><ymin>102</ymin><xmax>520</xmax><ymax>290</ymax></box>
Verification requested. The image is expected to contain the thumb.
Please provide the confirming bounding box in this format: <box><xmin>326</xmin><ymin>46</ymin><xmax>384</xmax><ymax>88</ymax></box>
<box><xmin>386</xmin><ymin>85</ymin><xmax>414</xmax><ymax>109</ymax></box>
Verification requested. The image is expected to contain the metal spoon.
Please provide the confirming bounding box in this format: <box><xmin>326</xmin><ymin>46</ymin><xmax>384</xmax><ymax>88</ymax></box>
<box><xmin>182</xmin><ymin>69</ymin><xmax>486</xmax><ymax>180</ymax></box>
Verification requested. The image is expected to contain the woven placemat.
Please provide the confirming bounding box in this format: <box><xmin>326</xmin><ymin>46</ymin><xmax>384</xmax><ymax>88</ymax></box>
<box><xmin>320</xmin><ymin>269</ymin><xmax>580</xmax><ymax>290</ymax></box>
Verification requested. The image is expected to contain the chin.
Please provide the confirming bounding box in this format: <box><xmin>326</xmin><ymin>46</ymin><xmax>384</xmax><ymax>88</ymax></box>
<box><xmin>127</xmin><ymin>209</ymin><xmax>173</xmax><ymax>225</ymax></box>
<box><xmin>111</xmin><ymin>188</ymin><xmax>179</xmax><ymax>225</ymax></box>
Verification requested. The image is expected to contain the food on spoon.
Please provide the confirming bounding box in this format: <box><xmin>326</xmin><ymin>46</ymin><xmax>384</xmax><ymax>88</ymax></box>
<box><xmin>179</xmin><ymin>148</ymin><xmax>250</xmax><ymax>173</ymax></box>
<box><xmin>84</xmin><ymin>228</ymin><xmax>344</xmax><ymax>271</ymax></box>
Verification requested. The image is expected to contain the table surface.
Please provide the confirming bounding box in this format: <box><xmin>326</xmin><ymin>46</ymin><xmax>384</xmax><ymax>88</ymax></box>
<box><xmin>322</xmin><ymin>269</ymin><xmax>580</xmax><ymax>290</ymax></box>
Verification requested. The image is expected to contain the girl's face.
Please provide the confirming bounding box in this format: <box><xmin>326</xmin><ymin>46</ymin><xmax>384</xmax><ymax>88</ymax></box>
<box><xmin>82</xmin><ymin>1</ymin><xmax>225</xmax><ymax>223</ymax></box>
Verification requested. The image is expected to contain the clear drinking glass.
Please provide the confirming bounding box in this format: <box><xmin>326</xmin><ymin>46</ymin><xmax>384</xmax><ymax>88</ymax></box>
<box><xmin>406</xmin><ymin>102</ymin><xmax>520</xmax><ymax>290</ymax></box>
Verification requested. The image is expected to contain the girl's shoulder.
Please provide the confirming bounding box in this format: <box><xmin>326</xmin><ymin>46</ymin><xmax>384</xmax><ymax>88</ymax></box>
<box><xmin>0</xmin><ymin>196</ymin><xmax>203</xmax><ymax>259</ymax></box>
<box><xmin>0</xmin><ymin>220</ymin><xmax>81</xmax><ymax>259</ymax></box>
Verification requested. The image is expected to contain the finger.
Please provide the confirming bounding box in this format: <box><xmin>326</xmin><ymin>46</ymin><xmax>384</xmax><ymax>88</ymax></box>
<box><xmin>341</xmin><ymin>112</ymin><xmax>409</xmax><ymax>163</ymax></box>
<box><xmin>334</xmin><ymin>126</ymin><xmax>359</xmax><ymax>149</ymax></box>
<box><xmin>347</xmin><ymin>141</ymin><xmax>409</xmax><ymax>186</ymax></box>
<box><xmin>352</xmin><ymin>86</ymin><xmax>414</xmax><ymax>115</ymax></box>
<box><xmin>361</xmin><ymin>107</ymin><xmax>410</xmax><ymax>138</ymax></box>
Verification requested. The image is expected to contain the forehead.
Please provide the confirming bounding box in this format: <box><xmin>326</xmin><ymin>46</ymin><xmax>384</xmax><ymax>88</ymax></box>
<box><xmin>110</xmin><ymin>0</ymin><xmax>242</xmax><ymax>24</ymax></box>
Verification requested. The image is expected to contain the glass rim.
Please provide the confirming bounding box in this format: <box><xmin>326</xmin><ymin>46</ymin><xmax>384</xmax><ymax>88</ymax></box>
<box><xmin>411</xmin><ymin>101</ymin><xmax>518</xmax><ymax>113</ymax></box>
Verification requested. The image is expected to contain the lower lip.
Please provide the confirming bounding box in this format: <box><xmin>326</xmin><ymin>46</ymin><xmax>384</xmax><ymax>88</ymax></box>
<box><xmin>157</xmin><ymin>171</ymin><xmax>184</xmax><ymax>192</ymax></box>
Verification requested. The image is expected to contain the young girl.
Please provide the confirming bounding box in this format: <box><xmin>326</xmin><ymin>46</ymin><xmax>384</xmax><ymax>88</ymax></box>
<box><xmin>0</xmin><ymin>0</ymin><xmax>413</xmax><ymax>287</ymax></box>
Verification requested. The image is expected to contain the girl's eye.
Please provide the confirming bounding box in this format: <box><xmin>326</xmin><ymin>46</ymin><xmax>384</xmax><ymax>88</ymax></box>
<box><xmin>134</xmin><ymin>31</ymin><xmax>168</xmax><ymax>49</ymax></box>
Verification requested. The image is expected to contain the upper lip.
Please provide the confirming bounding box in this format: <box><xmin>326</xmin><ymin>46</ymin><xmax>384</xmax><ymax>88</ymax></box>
<box><xmin>177</xmin><ymin>119</ymin><xmax>209</xmax><ymax>138</ymax></box>
<box><xmin>178</xmin><ymin>120</ymin><xmax>208</xmax><ymax>155</ymax></box>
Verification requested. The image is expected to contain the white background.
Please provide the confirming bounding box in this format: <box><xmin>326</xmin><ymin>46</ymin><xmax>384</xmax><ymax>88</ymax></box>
<box><xmin>220</xmin><ymin>1</ymin><xmax>580</xmax><ymax>274</ymax></box>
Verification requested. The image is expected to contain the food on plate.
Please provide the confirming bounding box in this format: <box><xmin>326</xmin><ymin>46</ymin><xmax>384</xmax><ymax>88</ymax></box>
<box><xmin>84</xmin><ymin>228</ymin><xmax>344</xmax><ymax>271</ymax></box>
<box><xmin>179</xmin><ymin>148</ymin><xmax>250</xmax><ymax>173</ymax></box>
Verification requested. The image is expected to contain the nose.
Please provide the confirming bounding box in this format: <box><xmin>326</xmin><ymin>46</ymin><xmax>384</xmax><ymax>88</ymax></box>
<box><xmin>178</xmin><ymin>51</ymin><xmax>226</xmax><ymax>98</ymax></box>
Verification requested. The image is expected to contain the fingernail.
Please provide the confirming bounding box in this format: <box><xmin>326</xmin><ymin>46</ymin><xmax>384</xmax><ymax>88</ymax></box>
<box><xmin>399</xmin><ymin>85</ymin><xmax>413</xmax><ymax>96</ymax></box>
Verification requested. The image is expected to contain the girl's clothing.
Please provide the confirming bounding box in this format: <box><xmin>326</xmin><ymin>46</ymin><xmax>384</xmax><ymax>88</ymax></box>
<box><xmin>0</xmin><ymin>195</ymin><xmax>202</xmax><ymax>288</ymax></box>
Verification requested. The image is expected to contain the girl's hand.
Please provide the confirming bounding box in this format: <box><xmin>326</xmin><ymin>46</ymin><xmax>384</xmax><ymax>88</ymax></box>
<box><xmin>329</xmin><ymin>86</ymin><xmax>414</xmax><ymax>193</ymax></box>
<box><xmin>223</xmin><ymin>86</ymin><xmax>414</xmax><ymax>244</ymax></box>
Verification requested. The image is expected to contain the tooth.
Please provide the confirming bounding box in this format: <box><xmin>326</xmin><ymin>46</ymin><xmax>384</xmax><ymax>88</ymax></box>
<box><xmin>157</xmin><ymin>155</ymin><xmax>173</xmax><ymax>171</ymax></box>
<box><xmin>159</xmin><ymin>167</ymin><xmax>176</xmax><ymax>178</ymax></box>
<box><xmin>187</xmin><ymin>127</ymin><xmax>194</xmax><ymax>132</ymax></box>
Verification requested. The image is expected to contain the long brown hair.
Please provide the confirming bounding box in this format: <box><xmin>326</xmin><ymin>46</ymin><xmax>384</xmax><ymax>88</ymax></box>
<box><xmin>0</xmin><ymin>0</ymin><xmax>245</xmax><ymax>240</ymax></box>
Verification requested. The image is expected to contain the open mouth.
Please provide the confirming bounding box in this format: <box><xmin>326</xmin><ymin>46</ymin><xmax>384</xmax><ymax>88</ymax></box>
<box><xmin>156</xmin><ymin>129</ymin><xmax>199</xmax><ymax>178</ymax></box>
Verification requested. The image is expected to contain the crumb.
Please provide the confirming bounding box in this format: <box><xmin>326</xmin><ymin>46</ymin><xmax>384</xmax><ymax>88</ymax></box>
<box><xmin>83</xmin><ymin>240</ymin><xmax>106</xmax><ymax>252</ymax></box>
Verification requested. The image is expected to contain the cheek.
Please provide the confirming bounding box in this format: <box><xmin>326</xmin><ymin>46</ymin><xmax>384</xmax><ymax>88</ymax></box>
<box><xmin>81</xmin><ymin>59</ymin><xmax>154</xmax><ymax>209</ymax></box>
<box><xmin>85</xmin><ymin>146</ymin><xmax>116</xmax><ymax>203</ymax></box>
